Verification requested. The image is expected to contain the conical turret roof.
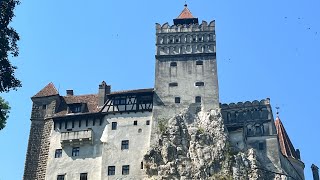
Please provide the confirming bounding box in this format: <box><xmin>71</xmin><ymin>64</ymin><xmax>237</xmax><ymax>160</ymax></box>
<box><xmin>176</xmin><ymin>4</ymin><xmax>195</xmax><ymax>19</ymax></box>
<box><xmin>33</xmin><ymin>82</ymin><xmax>59</xmax><ymax>98</ymax></box>
<box><xmin>275</xmin><ymin>116</ymin><xmax>299</xmax><ymax>159</ymax></box>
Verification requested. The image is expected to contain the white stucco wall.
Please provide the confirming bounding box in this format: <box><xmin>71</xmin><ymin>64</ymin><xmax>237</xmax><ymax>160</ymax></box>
<box><xmin>100</xmin><ymin>112</ymin><xmax>152</xmax><ymax>180</ymax></box>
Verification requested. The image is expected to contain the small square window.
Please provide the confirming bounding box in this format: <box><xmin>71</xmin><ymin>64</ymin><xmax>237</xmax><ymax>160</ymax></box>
<box><xmin>146</xmin><ymin>120</ymin><xmax>150</xmax><ymax>125</ymax></box>
<box><xmin>108</xmin><ymin>166</ymin><xmax>115</xmax><ymax>176</ymax></box>
<box><xmin>121</xmin><ymin>140</ymin><xmax>129</xmax><ymax>150</ymax></box>
<box><xmin>170</xmin><ymin>62</ymin><xmax>177</xmax><ymax>67</ymax></box>
<box><xmin>80</xmin><ymin>173</ymin><xmax>87</xmax><ymax>180</ymax></box>
<box><xmin>195</xmin><ymin>96</ymin><xmax>201</xmax><ymax>103</ymax></box>
<box><xmin>175</xmin><ymin>39</ymin><xmax>179</xmax><ymax>43</ymax></box>
<box><xmin>57</xmin><ymin>175</ymin><xmax>65</xmax><ymax>180</ymax></box>
<box><xmin>112</xmin><ymin>122</ymin><xmax>117</xmax><ymax>130</ymax></box>
<box><xmin>72</xmin><ymin>147</ymin><xmax>80</xmax><ymax>157</ymax></box>
<box><xmin>196</xmin><ymin>61</ymin><xmax>203</xmax><ymax>65</ymax></box>
<box><xmin>122</xmin><ymin>165</ymin><xmax>130</xmax><ymax>175</ymax></box>
<box><xmin>55</xmin><ymin>149</ymin><xmax>62</xmax><ymax>158</ymax></box>
<box><xmin>175</xmin><ymin>97</ymin><xmax>180</xmax><ymax>103</ymax></box>
<box><xmin>133</xmin><ymin>121</ymin><xmax>138</xmax><ymax>126</ymax></box>
<box><xmin>42</xmin><ymin>104</ymin><xmax>47</xmax><ymax>110</ymax></box>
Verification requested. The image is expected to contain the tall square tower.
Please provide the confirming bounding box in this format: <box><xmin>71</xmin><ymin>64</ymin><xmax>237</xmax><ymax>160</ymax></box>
<box><xmin>153</xmin><ymin>5</ymin><xmax>219</xmax><ymax>119</ymax></box>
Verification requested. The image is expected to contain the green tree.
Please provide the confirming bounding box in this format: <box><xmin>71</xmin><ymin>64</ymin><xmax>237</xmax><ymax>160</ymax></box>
<box><xmin>0</xmin><ymin>97</ymin><xmax>10</xmax><ymax>130</ymax></box>
<box><xmin>0</xmin><ymin>0</ymin><xmax>21</xmax><ymax>130</ymax></box>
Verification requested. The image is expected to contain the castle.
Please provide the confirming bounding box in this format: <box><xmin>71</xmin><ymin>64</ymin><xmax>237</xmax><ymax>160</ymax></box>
<box><xmin>23</xmin><ymin>5</ymin><xmax>313</xmax><ymax>180</ymax></box>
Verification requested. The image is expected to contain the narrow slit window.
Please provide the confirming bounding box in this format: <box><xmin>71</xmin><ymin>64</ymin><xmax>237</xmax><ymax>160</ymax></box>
<box><xmin>195</xmin><ymin>82</ymin><xmax>205</xmax><ymax>86</ymax></box>
<box><xmin>112</xmin><ymin>122</ymin><xmax>117</xmax><ymax>130</ymax></box>
<box><xmin>195</xmin><ymin>96</ymin><xmax>201</xmax><ymax>103</ymax></box>
<box><xmin>175</xmin><ymin>97</ymin><xmax>181</xmax><ymax>103</ymax></box>
<box><xmin>169</xmin><ymin>82</ymin><xmax>178</xmax><ymax>87</ymax></box>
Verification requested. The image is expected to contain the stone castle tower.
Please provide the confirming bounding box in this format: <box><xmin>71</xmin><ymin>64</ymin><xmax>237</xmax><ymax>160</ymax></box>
<box><xmin>23</xmin><ymin>5</ymin><xmax>310</xmax><ymax>180</ymax></box>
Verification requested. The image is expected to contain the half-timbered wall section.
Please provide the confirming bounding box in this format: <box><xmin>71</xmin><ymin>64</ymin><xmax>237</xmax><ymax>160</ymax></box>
<box><xmin>102</xmin><ymin>89</ymin><xmax>153</xmax><ymax>113</ymax></box>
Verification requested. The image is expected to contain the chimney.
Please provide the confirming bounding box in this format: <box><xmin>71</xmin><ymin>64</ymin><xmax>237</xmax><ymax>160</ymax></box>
<box><xmin>295</xmin><ymin>149</ymin><xmax>301</xmax><ymax>160</ymax></box>
<box><xmin>98</xmin><ymin>81</ymin><xmax>111</xmax><ymax>107</ymax></box>
<box><xmin>66</xmin><ymin>90</ymin><xmax>74</xmax><ymax>96</ymax></box>
<box><xmin>312</xmin><ymin>164</ymin><xmax>319</xmax><ymax>180</ymax></box>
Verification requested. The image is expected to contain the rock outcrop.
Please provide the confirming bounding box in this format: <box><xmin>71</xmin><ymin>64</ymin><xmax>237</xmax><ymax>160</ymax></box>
<box><xmin>144</xmin><ymin>108</ymin><xmax>274</xmax><ymax>180</ymax></box>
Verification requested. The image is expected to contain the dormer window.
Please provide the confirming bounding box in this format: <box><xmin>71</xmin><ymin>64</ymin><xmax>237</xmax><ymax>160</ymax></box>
<box><xmin>69</xmin><ymin>103</ymin><xmax>83</xmax><ymax>113</ymax></box>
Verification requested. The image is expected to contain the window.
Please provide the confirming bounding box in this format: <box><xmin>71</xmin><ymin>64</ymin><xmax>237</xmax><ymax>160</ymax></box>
<box><xmin>258</xmin><ymin>142</ymin><xmax>264</xmax><ymax>150</ymax></box>
<box><xmin>133</xmin><ymin>121</ymin><xmax>138</xmax><ymax>126</ymax></box>
<box><xmin>114</xmin><ymin>97</ymin><xmax>126</xmax><ymax>105</ymax></box>
<box><xmin>122</xmin><ymin>165</ymin><xmax>130</xmax><ymax>175</ymax></box>
<box><xmin>138</xmin><ymin>128</ymin><xmax>142</xmax><ymax>133</ymax></box>
<box><xmin>175</xmin><ymin>97</ymin><xmax>181</xmax><ymax>103</ymax></box>
<box><xmin>112</xmin><ymin>122</ymin><xmax>117</xmax><ymax>130</ymax></box>
<box><xmin>80</xmin><ymin>173</ymin><xmax>87</xmax><ymax>180</ymax></box>
<box><xmin>55</xmin><ymin>149</ymin><xmax>62</xmax><ymax>158</ymax></box>
<box><xmin>121</xmin><ymin>140</ymin><xmax>129</xmax><ymax>150</ymax></box>
<box><xmin>196</xmin><ymin>60</ymin><xmax>203</xmax><ymax>65</ymax></box>
<box><xmin>141</xmin><ymin>162</ymin><xmax>144</xmax><ymax>169</ymax></box>
<box><xmin>42</xmin><ymin>104</ymin><xmax>47</xmax><ymax>109</ymax></box>
<box><xmin>57</xmin><ymin>175</ymin><xmax>65</xmax><ymax>180</ymax></box>
<box><xmin>170</xmin><ymin>62</ymin><xmax>177</xmax><ymax>67</ymax></box>
<box><xmin>195</xmin><ymin>96</ymin><xmax>201</xmax><ymax>103</ymax></box>
<box><xmin>195</xmin><ymin>82</ymin><xmax>205</xmax><ymax>86</ymax></box>
<box><xmin>108</xmin><ymin>166</ymin><xmax>115</xmax><ymax>176</ymax></box>
<box><xmin>69</xmin><ymin>104</ymin><xmax>82</xmax><ymax>113</ymax></box>
<box><xmin>146</xmin><ymin>120</ymin><xmax>150</xmax><ymax>125</ymax></box>
<box><xmin>72</xmin><ymin>147</ymin><xmax>80</xmax><ymax>157</ymax></box>
<box><xmin>169</xmin><ymin>82</ymin><xmax>178</xmax><ymax>87</ymax></box>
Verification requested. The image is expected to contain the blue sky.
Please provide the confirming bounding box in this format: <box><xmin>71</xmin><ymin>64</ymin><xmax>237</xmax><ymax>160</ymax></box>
<box><xmin>1</xmin><ymin>0</ymin><xmax>319</xmax><ymax>179</ymax></box>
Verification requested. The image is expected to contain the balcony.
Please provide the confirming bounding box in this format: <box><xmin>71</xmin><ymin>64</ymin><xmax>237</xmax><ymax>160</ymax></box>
<box><xmin>60</xmin><ymin>129</ymin><xmax>93</xmax><ymax>145</ymax></box>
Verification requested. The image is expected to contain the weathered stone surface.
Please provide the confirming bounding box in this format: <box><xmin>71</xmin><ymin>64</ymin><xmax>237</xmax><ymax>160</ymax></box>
<box><xmin>143</xmin><ymin>108</ymin><xmax>282</xmax><ymax>180</ymax></box>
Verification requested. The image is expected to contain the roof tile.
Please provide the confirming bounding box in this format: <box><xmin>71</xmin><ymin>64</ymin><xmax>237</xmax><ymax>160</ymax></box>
<box><xmin>275</xmin><ymin>117</ymin><xmax>299</xmax><ymax>159</ymax></box>
<box><xmin>33</xmin><ymin>83</ymin><xmax>59</xmax><ymax>98</ymax></box>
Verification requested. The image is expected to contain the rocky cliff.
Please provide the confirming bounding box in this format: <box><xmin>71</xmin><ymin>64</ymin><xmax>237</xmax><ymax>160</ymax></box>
<box><xmin>143</xmin><ymin>108</ymin><xmax>281</xmax><ymax>180</ymax></box>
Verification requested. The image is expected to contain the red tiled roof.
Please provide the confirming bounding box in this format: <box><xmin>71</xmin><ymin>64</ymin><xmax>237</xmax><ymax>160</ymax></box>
<box><xmin>33</xmin><ymin>82</ymin><xmax>59</xmax><ymax>98</ymax></box>
<box><xmin>177</xmin><ymin>5</ymin><xmax>195</xmax><ymax>19</ymax></box>
<box><xmin>55</xmin><ymin>94</ymin><xmax>99</xmax><ymax>116</ymax></box>
<box><xmin>275</xmin><ymin>117</ymin><xmax>298</xmax><ymax>159</ymax></box>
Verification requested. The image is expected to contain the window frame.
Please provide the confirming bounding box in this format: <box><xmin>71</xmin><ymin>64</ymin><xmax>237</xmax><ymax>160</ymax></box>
<box><xmin>195</xmin><ymin>82</ymin><xmax>205</xmax><ymax>87</ymax></box>
<box><xmin>80</xmin><ymin>173</ymin><xmax>88</xmax><ymax>180</ymax></box>
<box><xmin>121</xmin><ymin>140</ymin><xmax>129</xmax><ymax>150</ymax></box>
<box><xmin>170</xmin><ymin>62</ymin><xmax>177</xmax><ymax>67</ymax></box>
<box><xmin>55</xmin><ymin>149</ymin><xmax>62</xmax><ymax>158</ymax></box>
<box><xmin>72</xmin><ymin>147</ymin><xmax>80</xmax><ymax>157</ymax></box>
<box><xmin>195</xmin><ymin>96</ymin><xmax>202</xmax><ymax>103</ymax></box>
<box><xmin>175</xmin><ymin>97</ymin><xmax>181</xmax><ymax>104</ymax></box>
<box><xmin>111</xmin><ymin>122</ymin><xmax>117</xmax><ymax>130</ymax></box>
<box><xmin>169</xmin><ymin>82</ymin><xmax>178</xmax><ymax>87</ymax></box>
<box><xmin>122</xmin><ymin>165</ymin><xmax>130</xmax><ymax>175</ymax></box>
<box><xmin>57</xmin><ymin>175</ymin><xmax>65</xmax><ymax>180</ymax></box>
<box><xmin>108</xmin><ymin>166</ymin><xmax>116</xmax><ymax>176</ymax></box>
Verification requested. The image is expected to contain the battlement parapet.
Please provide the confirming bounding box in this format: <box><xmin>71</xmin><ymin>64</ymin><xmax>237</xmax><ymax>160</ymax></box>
<box><xmin>220</xmin><ymin>99</ymin><xmax>273</xmax><ymax>127</ymax></box>
<box><xmin>156</xmin><ymin>20</ymin><xmax>215</xmax><ymax>33</ymax></box>
<box><xmin>220</xmin><ymin>98</ymin><xmax>271</xmax><ymax>110</ymax></box>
